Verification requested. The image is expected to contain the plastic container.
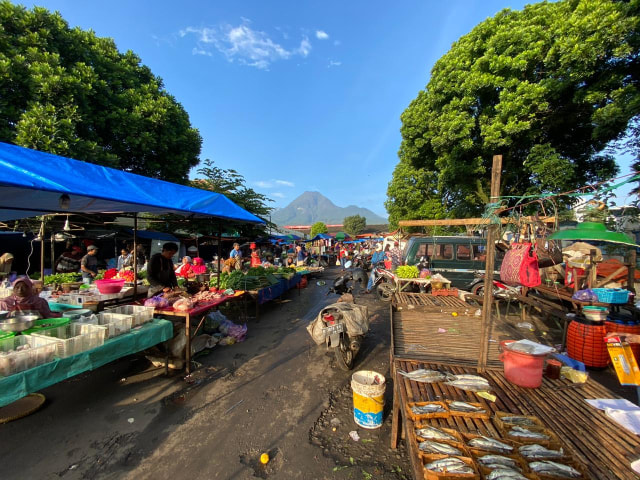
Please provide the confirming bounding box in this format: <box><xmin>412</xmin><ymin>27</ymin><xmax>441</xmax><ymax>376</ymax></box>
<box><xmin>592</xmin><ymin>288</ymin><xmax>630</xmax><ymax>304</ymax></box>
<box><xmin>22</xmin><ymin>317</ymin><xmax>70</xmax><ymax>336</ymax></box>
<box><xmin>74</xmin><ymin>312</ymin><xmax>132</xmax><ymax>338</ymax></box>
<box><xmin>94</xmin><ymin>279</ymin><xmax>125</xmax><ymax>294</ymax></box>
<box><xmin>566</xmin><ymin>318</ymin><xmax>609</xmax><ymax>367</ymax></box>
<box><xmin>499</xmin><ymin>340</ymin><xmax>547</xmax><ymax>388</ymax></box>
<box><xmin>104</xmin><ymin>305</ymin><xmax>154</xmax><ymax>327</ymax></box>
<box><xmin>0</xmin><ymin>334</ymin><xmax>57</xmax><ymax>377</ymax></box>
<box><xmin>30</xmin><ymin>323</ymin><xmax>106</xmax><ymax>358</ymax></box>
<box><xmin>582</xmin><ymin>306</ymin><xmax>608</xmax><ymax>322</ymax></box>
<box><xmin>47</xmin><ymin>302</ymin><xmax>83</xmax><ymax>313</ymax></box>
<box><xmin>605</xmin><ymin>320</ymin><xmax>640</xmax><ymax>363</ymax></box>
<box><xmin>351</xmin><ymin>370</ymin><xmax>385</xmax><ymax>429</ymax></box>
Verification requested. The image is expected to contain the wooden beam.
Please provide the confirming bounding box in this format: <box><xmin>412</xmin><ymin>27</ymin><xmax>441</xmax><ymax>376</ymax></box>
<box><xmin>478</xmin><ymin>155</ymin><xmax>502</xmax><ymax>373</ymax></box>
<box><xmin>398</xmin><ymin>216</ymin><xmax>555</xmax><ymax>227</ymax></box>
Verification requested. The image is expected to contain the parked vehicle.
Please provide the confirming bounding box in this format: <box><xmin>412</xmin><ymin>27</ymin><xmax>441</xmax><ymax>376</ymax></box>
<box><xmin>403</xmin><ymin>236</ymin><xmax>503</xmax><ymax>291</ymax></box>
<box><xmin>370</xmin><ymin>256</ymin><xmax>430</xmax><ymax>302</ymax></box>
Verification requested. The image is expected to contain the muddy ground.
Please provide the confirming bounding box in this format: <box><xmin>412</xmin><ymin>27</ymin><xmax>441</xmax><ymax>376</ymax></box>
<box><xmin>0</xmin><ymin>268</ymin><xmax>411</xmax><ymax>480</ymax></box>
<box><xmin>0</xmin><ymin>267</ymin><xmax>634</xmax><ymax>480</ymax></box>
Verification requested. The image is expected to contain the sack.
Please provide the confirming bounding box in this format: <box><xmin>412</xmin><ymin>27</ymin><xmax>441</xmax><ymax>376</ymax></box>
<box><xmin>500</xmin><ymin>242</ymin><xmax>541</xmax><ymax>287</ymax></box>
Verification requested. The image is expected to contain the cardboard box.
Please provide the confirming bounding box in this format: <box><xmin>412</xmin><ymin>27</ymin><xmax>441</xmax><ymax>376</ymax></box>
<box><xmin>606</xmin><ymin>336</ymin><xmax>640</xmax><ymax>386</ymax></box>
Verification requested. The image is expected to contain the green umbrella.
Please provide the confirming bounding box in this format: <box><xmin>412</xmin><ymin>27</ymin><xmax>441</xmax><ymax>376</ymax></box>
<box><xmin>334</xmin><ymin>232</ymin><xmax>351</xmax><ymax>241</ymax></box>
<box><xmin>549</xmin><ymin>222</ymin><xmax>638</xmax><ymax>247</ymax></box>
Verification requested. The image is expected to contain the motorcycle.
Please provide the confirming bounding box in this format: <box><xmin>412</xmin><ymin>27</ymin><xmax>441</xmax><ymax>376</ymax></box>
<box><xmin>469</xmin><ymin>277</ymin><xmax>522</xmax><ymax>299</ymax></box>
<box><xmin>370</xmin><ymin>256</ymin><xmax>431</xmax><ymax>301</ymax></box>
<box><xmin>318</xmin><ymin>307</ymin><xmax>364</xmax><ymax>370</ymax></box>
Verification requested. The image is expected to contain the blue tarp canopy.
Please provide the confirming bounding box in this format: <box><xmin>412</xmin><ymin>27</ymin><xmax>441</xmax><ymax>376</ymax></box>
<box><xmin>0</xmin><ymin>142</ymin><xmax>264</xmax><ymax>224</ymax></box>
<box><xmin>123</xmin><ymin>229</ymin><xmax>179</xmax><ymax>242</ymax></box>
<box><xmin>310</xmin><ymin>233</ymin><xmax>332</xmax><ymax>241</ymax></box>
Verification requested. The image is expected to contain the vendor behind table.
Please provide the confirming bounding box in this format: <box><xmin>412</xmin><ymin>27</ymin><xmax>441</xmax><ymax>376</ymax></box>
<box><xmin>80</xmin><ymin>245</ymin><xmax>99</xmax><ymax>283</ymax></box>
<box><xmin>0</xmin><ymin>276</ymin><xmax>58</xmax><ymax>318</ymax></box>
<box><xmin>148</xmin><ymin>242</ymin><xmax>179</xmax><ymax>297</ymax></box>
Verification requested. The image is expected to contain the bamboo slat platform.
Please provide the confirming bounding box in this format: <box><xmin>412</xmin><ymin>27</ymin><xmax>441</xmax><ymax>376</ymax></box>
<box><xmin>391</xmin><ymin>359</ymin><xmax>640</xmax><ymax>480</ymax></box>
<box><xmin>392</xmin><ymin>309</ymin><xmax>509</xmax><ymax>367</ymax></box>
<box><xmin>393</xmin><ymin>292</ymin><xmax>471</xmax><ymax>311</ymax></box>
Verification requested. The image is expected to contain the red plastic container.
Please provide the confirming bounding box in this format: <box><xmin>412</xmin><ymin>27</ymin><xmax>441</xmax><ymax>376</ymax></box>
<box><xmin>566</xmin><ymin>319</ymin><xmax>609</xmax><ymax>367</ymax></box>
<box><xmin>499</xmin><ymin>340</ymin><xmax>546</xmax><ymax>388</ymax></box>
<box><xmin>94</xmin><ymin>279</ymin><xmax>125</xmax><ymax>294</ymax></box>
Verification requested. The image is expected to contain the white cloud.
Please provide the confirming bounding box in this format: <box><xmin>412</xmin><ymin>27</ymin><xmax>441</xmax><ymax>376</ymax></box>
<box><xmin>255</xmin><ymin>180</ymin><xmax>273</xmax><ymax>188</ymax></box>
<box><xmin>272</xmin><ymin>192</ymin><xmax>285</xmax><ymax>198</ymax></box>
<box><xmin>316</xmin><ymin>30</ymin><xmax>329</xmax><ymax>40</ymax></box>
<box><xmin>275</xmin><ymin>180</ymin><xmax>294</xmax><ymax>187</ymax></box>
<box><xmin>180</xmin><ymin>20</ymin><xmax>312</xmax><ymax>69</ymax></box>
<box><xmin>328</xmin><ymin>60</ymin><xmax>342</xmax><ymax>68</ymax></box>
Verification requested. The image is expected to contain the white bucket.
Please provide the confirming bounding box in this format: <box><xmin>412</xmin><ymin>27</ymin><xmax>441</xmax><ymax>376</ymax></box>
<box><xmin>351</xmin><ymin>370</ymin><xmax>386</xmax><ymax>429</ymax></box>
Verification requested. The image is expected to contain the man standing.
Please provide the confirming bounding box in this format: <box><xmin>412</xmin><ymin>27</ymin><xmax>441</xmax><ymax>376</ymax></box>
<box><xmin>80</xmin><ymin>245</ymin><xmax>99</xmax><ymax>283</ymax></box>
<box><xmin>390</xmin><ymin>241</ymin><xmax>403</xmax><ymax>270</ymax></box>
<box><xmin>229</xmin><ymin>243</ymin><xmax>242</xmax><ymax>270</ymax></box>
<box><xmin>147</xmin><ymin>242</ymin><xmax>179</xmax><ymax>297</ymax></box>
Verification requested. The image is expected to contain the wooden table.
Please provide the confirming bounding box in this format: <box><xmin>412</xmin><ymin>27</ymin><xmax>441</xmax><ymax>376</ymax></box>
<box><xmin>391</xmin><ymin>359</ymin><xmax>640</xmax><ymax>480</ymax></box>
<box><xmin>154</xmin><ymin>294</ymin><xmax>243</xmax><ymax>374</ymax></box>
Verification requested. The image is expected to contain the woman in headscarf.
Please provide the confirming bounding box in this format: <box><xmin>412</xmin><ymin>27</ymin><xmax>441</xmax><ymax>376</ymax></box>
<box><xmin>0</xmin><ymin>253</ymin><xmax>13</xmax><ymax>278</ymax></box>
<box><xmin>0</xmin><ymin>276</ymin><xmax>58</xmax><ymax>318</ymax></box>
<box><xmin>174</xmin><ymin>256</ymin><xmax>193</xmax><ymax>278</ymax></box>
<box><xmin>191</xmin><ymin>257</ymin><xmax>207</xmax><ymax>275</ymax></box>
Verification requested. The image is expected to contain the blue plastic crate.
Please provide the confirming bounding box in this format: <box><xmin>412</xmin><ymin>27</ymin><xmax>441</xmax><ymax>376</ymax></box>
<box><xmin>592</xmin><ymin>288</ymin><xmax>629</xmax><ymax>304</ymax></box>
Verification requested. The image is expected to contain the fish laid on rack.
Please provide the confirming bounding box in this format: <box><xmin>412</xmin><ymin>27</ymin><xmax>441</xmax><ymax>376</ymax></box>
<box><xmin>529</xmin><ymin>461</ymin><xmax>581</xmax><ymax>478</ymax></box>
<box><xmin>519</xmin><ymin>444</ymin><xmax>564</xmax><ymax>459</ymax></box>
<box><xmin>501</xmin><ymin>415</ymin><xmax>537</xmax><ymax>427</ymax></box>
<box><xmin>477</xmin><ymin>455</ymin><xmax>519</xmax><ymax>468</ymax></box>
<box><xmin>508</xmin><ymin>426</ymin><xmax>549</xmax><ymax>441</ymax></box>
<box><xmin>449</xmin><ymin>400</ymin><xmax>485</xmax><ymax>413</ymax></box>
<box><xmin>445</xmin><ymin>374</ymin><xmax>491</xmax><ymax>392</ymax></box>
<box><xmin>468</xmin><ymin>436</ymin><xmax>514</xmax><ymax>453</ymax></box>
<box><xmin>397</xmin><ymin>369</ymin><xmax>447</xmax><ymax>383</ymax></box>
<box><xmin>424</xmin><ymin>458</ymin><xmax>474</xmax><ymax>474</ymax></box>
<box><xmin>411</xmin><ymin>403</ymin><xmax>446</xmax><ymax>415</ymax></box>
<box><xmin>418</xmin><ymin>440</ymin><xmax>463</xmax><ymax>455</ymax></box>
<box><xmin>415</xmin><ymin>426</ymin><xmax>458</xmax><ymax>442</ymax></box>
<box><xmin>486</xmin><ymin>468</ymin><xmax>528</xmax><ymax>480</ymax></box>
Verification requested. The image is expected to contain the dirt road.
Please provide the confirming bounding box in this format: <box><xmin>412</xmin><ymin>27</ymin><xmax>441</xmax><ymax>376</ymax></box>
<box><xmin>0</xmin><ymin>269</ymin><xmax>411</xmax><ymax>480</ymax></box>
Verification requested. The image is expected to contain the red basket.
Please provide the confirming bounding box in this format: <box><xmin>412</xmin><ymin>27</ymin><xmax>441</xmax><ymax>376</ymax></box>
<box><xmin>567</xmin><ymin>319</ymin><xmax>610</xmax><ymax>367</ymax></box>
<box><xmin>94</xmin><ymin>279</ymin><xmax>125</xmax><ymax>294</ymax></box>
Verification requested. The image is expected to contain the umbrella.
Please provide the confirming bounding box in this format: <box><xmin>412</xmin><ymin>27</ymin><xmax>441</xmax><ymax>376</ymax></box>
<box><xmin>334</xmin><ymin>232</ymin><xmax>351</xmax><ymax>241</ymax></box>
<box><xmin>549</xmin><ymin>222</ymin><xmax>638</xmax><ymax>247</ymax></box>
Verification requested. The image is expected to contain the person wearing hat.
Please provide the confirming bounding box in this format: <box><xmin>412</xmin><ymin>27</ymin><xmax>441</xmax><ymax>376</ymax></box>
<box><xmin>365</xmin><ymin>244</ymin><xmax>386</xmax><ymax>293</ymax></box>
<box><xmin>81</xmin><ymin>245</ymin><xmax>99</xmax><ymax>283</ymax></box>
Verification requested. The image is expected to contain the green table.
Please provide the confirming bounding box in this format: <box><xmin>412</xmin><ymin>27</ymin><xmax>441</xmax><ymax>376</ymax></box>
<box><xmin>0</xmin><ymin>318</ymin><xmax>173</xmax><ymax>407</ymax></box>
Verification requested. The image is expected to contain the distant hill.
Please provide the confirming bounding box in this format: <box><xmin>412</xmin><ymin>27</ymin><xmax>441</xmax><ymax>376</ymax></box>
<box><xmin>271</xmin><ymin>191</ymin><xmax>388</xmax><ymax>226</ymax></box>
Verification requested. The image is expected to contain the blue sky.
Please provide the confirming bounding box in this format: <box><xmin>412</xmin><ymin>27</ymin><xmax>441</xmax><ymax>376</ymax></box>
<box><xmin>23</xmin><ymin>0</ymin><xmax>637</xmax><ymax>218</ymax></box>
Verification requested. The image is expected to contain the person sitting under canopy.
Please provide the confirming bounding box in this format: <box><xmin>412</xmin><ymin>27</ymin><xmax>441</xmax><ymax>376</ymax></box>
<box><xmin>0</xmin><ymin>276</ymin><xmax>58</xmax><ymax>318</ymax></box>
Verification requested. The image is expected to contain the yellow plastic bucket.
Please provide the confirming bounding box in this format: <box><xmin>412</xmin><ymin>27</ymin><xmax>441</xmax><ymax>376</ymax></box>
<box><xmin>351</xmin><ymin>370</ymin><xmax>385</xmax><ymax>429</ymax></box>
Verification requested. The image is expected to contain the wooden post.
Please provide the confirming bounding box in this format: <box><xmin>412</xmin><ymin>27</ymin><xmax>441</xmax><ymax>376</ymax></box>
<box><xmin>50</xmin><ymin>232</ymin><xmax>55</xmax><ymax>273</ymax></box>
<box><xmin>216</xmin><ymin>226</ymin><xmax>222</xmax><ymax>288</ymax></box>
<box><xmin>478</xmin><ymin>155</ymin><xmax>502</xmax><ymax>373</ymax></box>
<box><xmin>133</xmin><ymin>214</ymin><xmax>138</xmax><ymax>299</ymax></box>
<box><xmin>39</xmin><ymin>217</ymin><xmax>46</xmax><ymax>281</ymax></box>
<box><xmin>627</xmin><ymin>248</ymin><xmax>636</xmax><ymax>294</ymax></box>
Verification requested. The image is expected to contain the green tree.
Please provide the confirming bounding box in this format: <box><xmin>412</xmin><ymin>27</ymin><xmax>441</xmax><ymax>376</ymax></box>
<box><xmin>0</xmin><ymin>2</ymin><xmax>201</xmax><ymax>183</ymax></box>
<box><xmin>388</xmin><ymin>0</ymin><xmax>639</xmax><ymax>219</ymax></box>
<box><xmin>343</xmin><ymin>215</ymin><xmax>366</xmax><ymax>236</ymax></box>
<box><xmin>310</xmin><ymin>221</ymin><xmax>328</xmax><ymax>237</ymax></box>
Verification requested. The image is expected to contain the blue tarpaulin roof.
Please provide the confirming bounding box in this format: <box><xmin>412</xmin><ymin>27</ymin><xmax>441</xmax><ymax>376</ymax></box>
<box><xmin>123</xmin><ymin>229</ymin><xmax>179</xmax><ymax>242</ymax></box>
<box><xmin>310</xmin><ymin>233</ymin><xmax>333</xmax><ymax>241</ymax></box>
<box><xmin>0</xmin><ymin>142</ymin><xmax>264</xmax><ymax>224</ymax></box>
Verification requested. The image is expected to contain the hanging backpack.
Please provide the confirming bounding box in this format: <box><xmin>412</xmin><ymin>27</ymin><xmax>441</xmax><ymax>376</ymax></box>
<box><xmin>500</xmin><ymin>242</ymin><xmax>541</xmax><ymax>287</ymax></box>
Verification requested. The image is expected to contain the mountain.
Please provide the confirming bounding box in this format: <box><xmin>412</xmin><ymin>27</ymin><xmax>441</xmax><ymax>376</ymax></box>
<box><xmin>271</xmin><ymin>191</ymin><xmax>388</xmax><ymax>226</ymax></box>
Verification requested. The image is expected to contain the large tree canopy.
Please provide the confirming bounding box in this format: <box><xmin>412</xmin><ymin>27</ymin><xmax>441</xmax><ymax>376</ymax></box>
<box><xmin>387</xmin><ymin>0</ymin><xmax>640</xmax><ymax>226</ymax></box>
<box><xmin>0</xmin><ymin>2</ymin><xmax>201</xmax><ymax>183</ymax></box>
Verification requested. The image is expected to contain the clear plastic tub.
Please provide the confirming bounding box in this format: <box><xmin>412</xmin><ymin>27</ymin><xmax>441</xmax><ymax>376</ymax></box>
<box><xmin>74</xmin><ymin>312</ymin><xmax>133</xmax><ymax>338</ymax></box>
<box><xmin>30</xmin><ymin>323</ymin><xmax>106</xmax><ymax>358</ymax></box>
<box><xmin>0</xmin><ymin>335</ymin><xmax>58</xmax><ymax>377</ymax></box>
<box><xmin>105</xmin><ymin>305</ymin><xmax>154</xmax><ymax>327</ymax></box>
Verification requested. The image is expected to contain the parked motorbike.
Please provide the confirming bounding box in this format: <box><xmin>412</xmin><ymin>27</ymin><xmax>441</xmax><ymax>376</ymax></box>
<box><xmin>370</xmin><ymin>263</ymin><xmax>396</xmax><ymax>302</ymax></box>
<box><xmin>328</xmin><ymin>270</ymin><xmax>355</xmax><ymax>296</ymax></box>
<box><xmin>469</xmin><ymin>277</ymin><xmax>522</xmax><ymax>299</ymax></box>
<box><xmin>319</xmin><ymin>307</ymin><xmax>364</xmax><ymax>370</ymax></box>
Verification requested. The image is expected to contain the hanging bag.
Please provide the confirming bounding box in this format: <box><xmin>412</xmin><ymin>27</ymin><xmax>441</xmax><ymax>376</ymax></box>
<box><xmin>500</xmin><ymin>242</ymin><xmax>541</xmax><ymax>287</ymax></box>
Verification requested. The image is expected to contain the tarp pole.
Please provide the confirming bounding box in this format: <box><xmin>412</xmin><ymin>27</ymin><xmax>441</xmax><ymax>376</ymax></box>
<box><xmin>39</xmin><ymin>217</ymin><xmax>45</xmax><ymax>282</ymax></box>
<box><xmin>217</xmin><ymin>226</ymin><xmax>222</xmax><ymax>288</ymax></box>
<box><xmin>133</xmin><ymin>214</ymin><xmax>138</xmax><ymax>299</ymax></box>
<box><xmin>478</xmin><ymin>154</ymin><xmax>502</xmax><ymax>373</ymax></box>
<box><xmin>50</xmin><ymin>232</ymin><xmax>55</xmax><ymax>274</ymax></box>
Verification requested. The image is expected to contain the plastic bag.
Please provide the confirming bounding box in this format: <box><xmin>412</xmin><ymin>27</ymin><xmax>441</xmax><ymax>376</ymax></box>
<box><xmin>172</xmin><ymin>298</ymin><xmax>194</xmax><ymax>311</ymax></box>
<box><xmin>144</xmin><ymin>295</ymin><xmax>169</xmax><ymax>308</ymax></box>
<box><xmin>205</xmin><ymin>311</ymin><xmax>228</xmax><ymax>333</ymax></box>
<box><xmin>216</xmin><ymin>317</ymin><xmax>248</xmax><ymax>342</ymax></box>
<box><xmin>572</xmin><ymin>289</ymin><xmax>598</xmax><ymax>302</ymax></box>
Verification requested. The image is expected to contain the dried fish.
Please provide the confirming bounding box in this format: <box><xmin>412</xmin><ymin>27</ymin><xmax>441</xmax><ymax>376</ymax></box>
<box><xmin>449</xmin><ymin>401</ymin><xmax>485</xmax><ymax>413</ymax></box>
<box><xmin>397</xmin><ymin>369</ymin><xmax>447</xmax><ymax>383</ymax></box>
<box><xmin>468</xmin><ymin>436</ymin><xmax>514</xmax><ymax>453</ymax></box>
<box><xmin>477</xmin><ymin>455</ymin><xmax>518</xmax><ymax>468</ymax></box>
<box><xmin>519</xmin><ymin>444</ymin><xmax>564</xmax><ymax>459</ymax></box>
<box><xmin>529</xmin><ymin>460</ymin><xmax>581</xmax><ymax>478</ymax></box>
<box><xmin>424</xmin><ymin>457</ymin><xmax>474</xmax><ymax>474</ymax></box>
<box><xmin>501</xmin><ymin>415</ymin><xmax>537</xmax><ymax>427</ymax></box>
<box><xmin>508</xmin><ymin>426</ymin><xmax>549</xmax><ymax>440</ymax></box>
<box><xmin>486</xmin><ymin>468</ymin><xmax>528</xmax><ymax>480</ymax></box>
<box><xmin>411</xmin><ymin>403</ymin><xmax>447</xmax><ymax>415</ymax></box>
<box><xmin>445</xmin><ymin>374</ymin><xmax>491</xmax><ymax>392</ymax></box>
<box><xmin>418</xmin><ymin>440</ymin><xmax>463</xmax><ymax>455</ymax></box>
<box><xmin>415</xmin><ymin>426</ymin><xmax>458</xmax><ymax>442</ymax></box>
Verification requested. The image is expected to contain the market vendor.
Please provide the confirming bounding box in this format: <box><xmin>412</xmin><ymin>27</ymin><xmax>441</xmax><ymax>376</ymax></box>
<box><xmin>147</xmin><ymin>242</ymin><xmax>179</xmax><ymax>297</ymax></box>
<box><xmin>80</xmin><ymin>245</ymin><xmax>99</xmax><ymax>282</ymax></box>
<box><xmin>296</xmin><ymin>245</ymin><xmax>306</xmax><ymax>266</ymax></box>
<box><xmin>116</xmin><ymin>248</ymin><xmax>132</xmax><ymax>271</ymax></box>
<box><xmin>54</xmin><ymin>246</ymin><xmax>82</xmax><ymax>274</ymax></box>
<box><xmin>229</xmin><ymin>243</ymin><xmax>243</xmax><ymax>270</ymax></box>
<box><xmin>174</xmin><ymin>256</ymin><xmax>193</xmax><ymax>277</ymax></box>
<box><xmin>191</xmin><ymin>257</ymin><xmax>207</xmax><ymax>275</ymax></box>
<box><xmin>389</xmin><ymin>241</ymin><xmax>402</xmax><ymax>270</ymax></box>
<box><xmin>250</xmin><ymin>246</ymin><xmax>262</xmax><ymax>267</ymax></box>
<box><xmin>0</xmin><ymin>276</ymin><xmax>58</xmax><ymax>318</ymax></box>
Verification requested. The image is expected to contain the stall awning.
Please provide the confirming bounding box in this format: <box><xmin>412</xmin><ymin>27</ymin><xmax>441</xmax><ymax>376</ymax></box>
<box><xmin>123</xmin><ymin>229</ymin><xmax>179</xmax><ymax>242</ymax></box>
<box><xmin>0</xmin><ymin>142</ymin><xmax>264</xmax><ymax>224</ymax></box>
<box><xmin>310</xmin><ymin>233</ymin><xmax>333</xmax><ymax>241</ymax></box>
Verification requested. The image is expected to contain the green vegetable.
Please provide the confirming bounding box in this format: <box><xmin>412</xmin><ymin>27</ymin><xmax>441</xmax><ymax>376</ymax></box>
<box><xmin>43</xmin><ymin>272</ymin><xmax>82</xmax><ymax>285</ymax></box>
<box><xmin>246</xmin><ymin>266</ymin><xmax>266</xmax><ymax>276</ymax></box>
<box><xmin>396</xmin><ymin>265</ymin><xmax>419</xmax><ymax>279</ymax></box>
